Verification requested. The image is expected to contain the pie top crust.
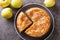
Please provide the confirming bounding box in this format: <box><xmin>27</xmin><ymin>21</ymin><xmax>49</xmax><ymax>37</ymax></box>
<box><xmin>25</xmin><ymin>7</ymin><xmax>50</xmax><ymax>37</ymax></box>
<box><xmin>16</xmin><ymin>12</ymin><xmax>32</xmax><ymax>32</ymax></box>
<box><xmin>16</xmin><ymin>7</ymin><xmax>50</xmax><ymax>37</ymax></box>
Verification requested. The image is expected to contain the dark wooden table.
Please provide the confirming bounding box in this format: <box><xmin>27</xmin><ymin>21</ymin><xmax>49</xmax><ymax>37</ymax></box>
<box><xmin>0</xmin><ymin>0</ymin><xmax>60</xmax><ymax>40</ymax></box>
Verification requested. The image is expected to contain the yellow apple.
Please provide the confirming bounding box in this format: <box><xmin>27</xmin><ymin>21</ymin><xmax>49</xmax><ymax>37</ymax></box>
<box><xmin>0</xmin><ymin>0</ymin><xmax>10</xmax><ymax>8</ymax></box>
<box><xmin>11</xmin><ymin>0</ymin><xmax>22</xmax><ymax>8</ymax></box>
<box><xmin>1</xmin><ymin>8</ymin><xmax>13</xmax><ymax>19</ymax></box>
<box><xmin>44</xmin><ymin>0</ymin><xmax>55</xmax><ymax>7</ymax></box>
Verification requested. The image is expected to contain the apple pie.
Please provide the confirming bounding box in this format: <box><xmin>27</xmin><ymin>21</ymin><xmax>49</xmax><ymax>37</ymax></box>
<box><xmin>25</xmin><ymin>7</ymin><xmax>50</xmax><ymax>37</ymax></box>
<box><xmin>16</xmin><ymin>7</ymin><xmax>50</xmax><ymax>37</ymax></box>
<box><xmin>16</xmin><ymin>12</ymin><xmax>32</xmax><ymax>32</ymax></box>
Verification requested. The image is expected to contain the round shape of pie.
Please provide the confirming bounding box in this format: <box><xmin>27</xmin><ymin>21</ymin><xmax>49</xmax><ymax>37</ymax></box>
<box><xmin>25</xmin><ymin>7</ymin><xmax>50</xmax><ymax>37</ymax></box>
<box><xmin>16</xmin><ymin>7</ymin><xmax>50</xmax><ymax>37</ymax></box>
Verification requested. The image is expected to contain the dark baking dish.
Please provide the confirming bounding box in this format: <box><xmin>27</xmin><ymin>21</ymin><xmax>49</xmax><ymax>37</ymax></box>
<box><xmin>14</xmin><ymin>3</ymin><xmax>55</xmax><ymax>40</ymax></box>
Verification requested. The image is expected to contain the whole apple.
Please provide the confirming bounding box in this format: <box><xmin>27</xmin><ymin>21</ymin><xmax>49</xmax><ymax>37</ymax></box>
<box><xmin>0</xmin><ymin>0</ymin><xmax>10</xmax><ymax>8</ymax></box>
<box><xmin>1</xmin><ymin>8</ymin><xmax>13</xmax><ymax>19</ymax></box>
<box><xmin>11</xmin><ymin>0</ymin><xmax>22</xmax><ymax>8</ymax></box>
<box><xmin>44</xmin><ymin>0</ymin><xmax>55</xmax><ymax>7</ymax></box>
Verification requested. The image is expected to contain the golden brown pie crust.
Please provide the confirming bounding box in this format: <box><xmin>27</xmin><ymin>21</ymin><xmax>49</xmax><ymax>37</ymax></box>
<box><xmin>16</xmin><ymin>12</ymin><xmax>32</xmax><ymax>32</ymax></box>
<box><xmin>25</xmin><ymin>7</ymin><xmax>50</xmax><ymax>37</ymax></box>
<box><xmin>16</xmin><ymin>7</ymin><xmax>50</xmax><ymax>37</ymax></box>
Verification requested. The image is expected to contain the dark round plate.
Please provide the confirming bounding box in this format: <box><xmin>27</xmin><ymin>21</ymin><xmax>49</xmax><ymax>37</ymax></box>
<box><xmin>14</xmin><ymin>3</ymin><xmax>55</xmax><ymax>40</ymax></box>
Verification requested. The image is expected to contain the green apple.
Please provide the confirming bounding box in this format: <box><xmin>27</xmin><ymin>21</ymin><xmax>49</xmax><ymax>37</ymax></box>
<box><xmin>1</xmin><ymin>8</ymin><xmax>13</xmax><ymax>19</ymax></box>
<box><xmin>44</xmin><ymin>0</ymin><xmax>55</xmax><ymax>7</ymax></box>
<box><xmin>11</xmin><ymin>0</ymin><xmax>22</xmax><ymax>8</ymax></box>
<box><xmin>0</xmin><ymin>0</ymin><xmax>10</xmax><ymax>8</ymax></box>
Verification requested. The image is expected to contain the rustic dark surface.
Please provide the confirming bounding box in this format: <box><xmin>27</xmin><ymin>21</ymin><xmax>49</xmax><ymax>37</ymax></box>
<box><xmin>0</xmin><ymin>0</ymin><xmax>60</xmax><ymax>40</ymax></box>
